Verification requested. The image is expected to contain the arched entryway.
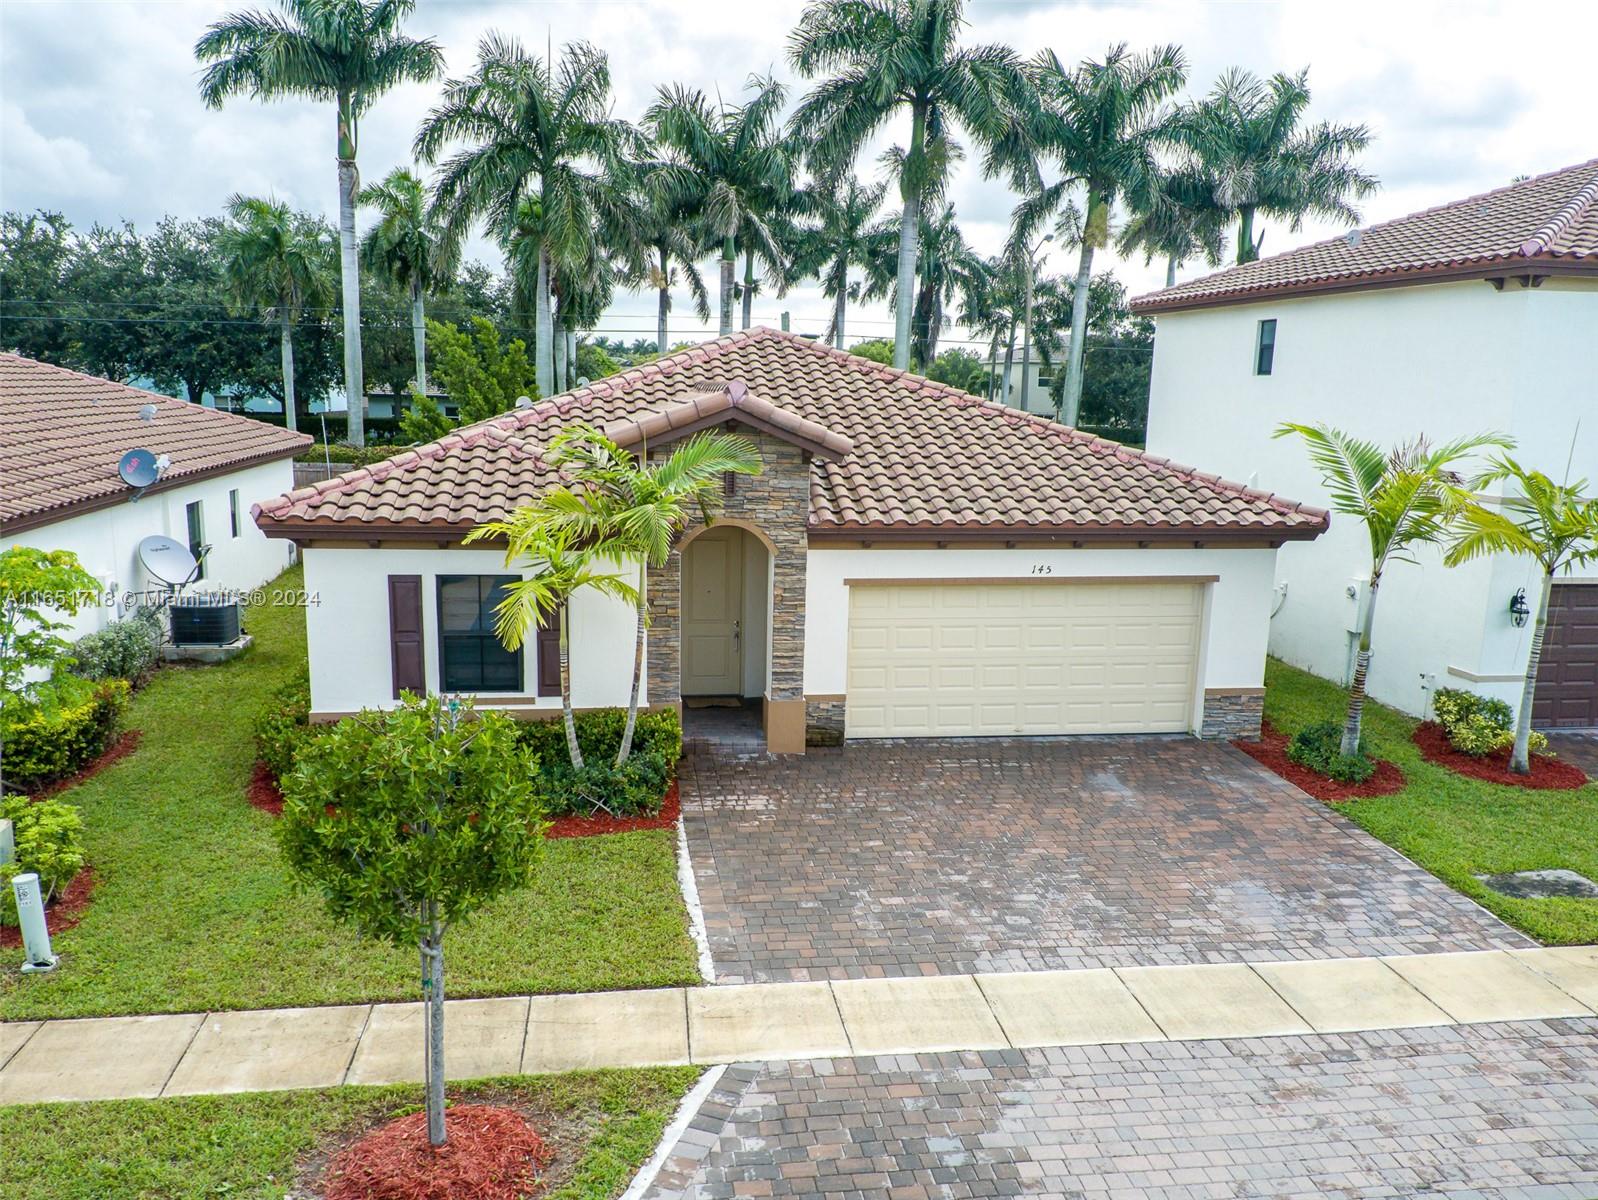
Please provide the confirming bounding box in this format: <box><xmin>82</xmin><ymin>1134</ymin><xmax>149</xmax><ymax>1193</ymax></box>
<box><xmin>679</xmin><ymin>522</ymin><xmax>773</xmax><ymax>749</ymax></box>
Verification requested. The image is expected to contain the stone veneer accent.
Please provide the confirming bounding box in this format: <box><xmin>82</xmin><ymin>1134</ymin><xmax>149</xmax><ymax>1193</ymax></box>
<box><xmin>1201</xmin><ymin>689</ymin><xmax>1265</xmax><ymax>740</ymax></box>
<box><xmin>805</xmin><ymin>697</ymin><xmax>846</xmax><ymax>746</ymax></box>
<box><xmin>646</xmin><ymin>429</ymin><xmax>811</xmax><ymax>726</ymax></box>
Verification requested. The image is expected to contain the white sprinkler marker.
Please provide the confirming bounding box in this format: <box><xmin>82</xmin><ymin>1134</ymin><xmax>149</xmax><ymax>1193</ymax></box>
<box><xmin>11</xmin><ymin>872</ymin><xmax>57</xmax><ymax>973</ymax></box>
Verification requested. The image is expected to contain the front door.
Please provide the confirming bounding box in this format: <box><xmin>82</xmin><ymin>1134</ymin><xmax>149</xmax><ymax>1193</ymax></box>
<box><xmin>682</xmin><ymin>528</ymin><xmax>743</xmax><ymax>695</ymax></box>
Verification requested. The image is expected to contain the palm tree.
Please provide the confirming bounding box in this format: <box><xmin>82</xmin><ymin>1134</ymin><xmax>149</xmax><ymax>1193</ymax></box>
<box><xmin>1001</xmin><ymin>44</ymin><xmax>1186</xmax><ymax>427</ymax></box>
<box><xmin>461</xmin><ymin>520</ymin><xmax>636</xmax><ymax>771</ymax></box>
<box><xmin>196</xmin><ymin>0</ymin><xmax>443</xmax><ymax>447</ymax></box>
<box><xmin>639</xmin><ymin>204</ymin><xmax>710</xmax><ymax>357</ymax></box>
<box><xmin>645</xmin><ymin>76</ymin><xmax>793</xmax><ymax>336</ymax></box>
<box><xmin>1446</xmin><ymin>458</ymin><xmax>1598</xmax><ymax>774</ymax></box>
<box><xmin>1276</xmin><ymin>424</ymin><xmax>1510</xmax><ymax>758</ymax></box>
<box><xmin>540</xmin><ymin>426</ymin><xmax>763</xmax><ymax>765</ymax></box>
<box><xmin>216</xmin><ymin>195</ymin><xmax>335</xmax><ymax>433</ymax></box>
<box><xmin>415</xmin><ymin>36</ymin><xmax>642</xmax><ymax>397</ymax></box>
<box><xmin>1116</xmin><ymin>168</ymin><xmax>1227</xmax><ymax>288</ymax></box>
<box><xmin>790</xmin><ymin>173</ymin><xmax>886</xmax><ymax>348</ymax></box>
<box><xmin>358</xmin><ymin>167</ymin><xmax>457</xmax><ymax>397</ymax></box>
<box><xmin>861</xmin><ymin>200</ymin><xmax>985</xmax><ymax>369</ymax></box>
<box><xmin>789</xmin><ymin>0</ymin><xmax>1028</xmax><ymax>370</ymax></box>
<box><xmin>1173</xmin><ymin>68</ymin><xmax>1377</xmax><ymax>265</ymax></box>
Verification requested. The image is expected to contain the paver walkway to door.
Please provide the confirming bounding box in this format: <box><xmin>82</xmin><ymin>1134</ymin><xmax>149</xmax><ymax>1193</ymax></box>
<box><xmin>679</xmin><ymin>737</ymin><xmax>1532</xmax><ymax>983</ymax></box>
<box><xmin>2</xmin><ymin>947</ymin><xmax>1594</xmax><ymax>1106</ymax></box>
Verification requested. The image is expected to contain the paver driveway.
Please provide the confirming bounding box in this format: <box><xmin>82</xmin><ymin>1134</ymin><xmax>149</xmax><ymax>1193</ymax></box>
<box><xmin>680</xmin><ymin>737</ymin><xmax>1530</xmax><ymax>983</ymax></box>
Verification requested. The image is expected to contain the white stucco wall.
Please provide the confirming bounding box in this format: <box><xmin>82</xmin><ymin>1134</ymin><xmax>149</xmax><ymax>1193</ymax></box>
<box><xmin>300</xmin><ymin>546</ymin><xmax>640</xmax><ymax>717</ymax></box>
<box><xmin>5</xmin><ymin>458</ymin><xmax>298</xmax><ymax>645</ymax></box>
<box><xmin>802</xmin><ymin>545</ymin><xmax>1281</xmax><ymax>727</ymax></box>
<box><xmin>1145</xmin><ymin>279</ymin><xmax>1598</xmax><ymax>715</ymax></box>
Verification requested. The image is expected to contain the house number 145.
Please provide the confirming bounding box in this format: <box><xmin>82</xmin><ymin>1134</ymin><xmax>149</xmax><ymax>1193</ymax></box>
<box><xmin>1031</xmin><ymin>564</ymin><xmax>1053</xmax><ymax>575</ymax></box>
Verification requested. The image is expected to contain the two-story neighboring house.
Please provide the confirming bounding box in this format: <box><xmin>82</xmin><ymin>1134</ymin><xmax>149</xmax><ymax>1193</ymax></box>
<box><xmin>1134</xmin><ymin>160</ymin><xmax>1598</xmax><ymax>727</ymax></box>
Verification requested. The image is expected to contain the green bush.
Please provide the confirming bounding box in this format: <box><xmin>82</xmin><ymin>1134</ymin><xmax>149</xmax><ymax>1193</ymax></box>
<box><xmin>0</xmin><ymin>677</ymin><xmax>129</xmax><ymax>793</ymax></box>
<box><xmin>70</xmin><ymin>613</ymin><xmax>161</xmax><ymax>684</ymax></box>
<box><xmin>295</xmin><ymin>441</ymin><xmax>406</xmax><ymax>466</ymax></box>
<box><xmin>253</xmin><ymin>670</ymin><xmax>323</xmax><ymax>782</ymax></box>
<box><xmin>542</xmin><ymin>751</ymin><xmax>673</xmax><ymax>818</ymax></box>
<box><xmin>0</xmin><ymin>792</ymin><xmax>87</xmax><ymax>925</ymax></box>
<box><xmin>1432</xmin><ymin>686</ymin><xmax>1547</xmax><ymax>758</ymax></box>
<box><xmin>516</xmin><ymin>708</ymin><xmax>682</xmax><ymax>775</ymax></box>
<box><xmin>1286</xmin><ymin>720</ymin><xmax>1377</xmax><ymax>784</ymax></box>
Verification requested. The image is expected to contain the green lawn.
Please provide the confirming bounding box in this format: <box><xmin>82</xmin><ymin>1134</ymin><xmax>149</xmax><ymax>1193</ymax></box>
<box><xmin>0</xmin><ymin>1067</ymin><xmax>699</xmax><ymax>1200</ymax></box>
<box><xmin>1263</xmin><ymin>658</ymin><xmax>1598</xmax><ymax>946</ymax></box>
<box><xmin>0</xmin><ymin>566</ymin><xmax>700</xmax><ymax>1020</ymax></box>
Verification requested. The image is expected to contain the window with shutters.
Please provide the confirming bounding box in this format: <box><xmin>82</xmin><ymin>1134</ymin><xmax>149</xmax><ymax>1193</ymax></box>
<box><xmin>437</xmin><ymin>575</ymin><xmax>522</xmax><ymax>692</ymax></box>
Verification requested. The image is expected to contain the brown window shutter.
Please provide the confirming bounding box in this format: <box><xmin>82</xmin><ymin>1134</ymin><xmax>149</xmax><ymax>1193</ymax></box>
<box><xmin>536</xmin><ymin>608</ymin><xmax>561</xmax><ymax>697</ymax></box>
<box><xmin>388</xmin><ymin>575</ymin><xmax>425</xmax><ymax>699</ymax></box>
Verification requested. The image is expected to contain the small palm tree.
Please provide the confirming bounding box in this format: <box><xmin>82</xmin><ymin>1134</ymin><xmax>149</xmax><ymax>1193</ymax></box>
<box><xmin>634</xmin><ymin>166</ymin><xmax>711</xmax><ymax>355</ymax></box>
<box><xmin>789</xmin><ymin>0</ymin><xmax>1028</xmax><ymax>370</ymax></box>
<box><xmin>791</xmin><ymin>173</ymin><xmax>887</xmax><ymax>348</ymax></box>
<box><xmin>1277</xmin><ymin>424</ymin><xmax>1511</xmax><ymax>757</ymax></box>
<box><xmin>1446</xmin><ymin>457</ymin><xmax>1598</xmax><ymax>774</ymax></box>
<box><xmin>461</xmin><ymin>521</ymin><xmax>637</xmax><ymax>771</ymax></box>
<box><xmin>1002</xmin><ymin>44</ymin><xmax>1187</xmax><ymax>426</ymax></box>
<box><xmin>645</xmin><ymin>76</ymin><xmax>793</xmax><ymax>336</ymax></box>
<box><xmin>359</xmin><ymin>167</ymin><xmax>457</xmax><ymax>397</ymax></box>
<box><xmin>860</xmin><ymin>201</ymin><xmax>986</xmax><ymax>369</ymax></box>
<box><xmin>1117</xmin><ymin>168</ymin><xmax>1227</xmax><ymax>288</ymax></box>
<box><xmin>415</xmin><ymin>36</ymin><xmax>642</xmax><ymax>397</ymax></box>
<box><xmin>216</xmin><ymin>196</ymin><xmax>335</xmax><ymax>432</ymax></box>
<box><xmin>196</xmin><ymin>0</ymin><xmax>444</xmax><ymax>447</ymax></box>
<box><xmin>540</xmin><ymin>426</ymin><xmax>763</xmax><ymax>764</ymax></box>
<box><xmin>1173</xmin><ymin>68</ymin><xmax>1377</xmax><ymax>265</ymax></box>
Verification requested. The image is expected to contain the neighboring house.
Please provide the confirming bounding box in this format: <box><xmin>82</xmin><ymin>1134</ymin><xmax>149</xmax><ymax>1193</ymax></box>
<box><xmin>256</xmin><ymin>327</ymin><xmax>1325</xmax><ymax>752</ymax></box>
<box><xmin>1</xmin><ymin>354</ymin><xmax>311</xmax><ymax>644</ymax></box>
<box><xmin>1136</xmin><ymin>160</ymin><xmax>1598</xmax><ymax>727</ymax></box>
<box><xmin>988</xmin><ymin>345</ymin><xmax>1061</xmax><ymax>416</ymax></box>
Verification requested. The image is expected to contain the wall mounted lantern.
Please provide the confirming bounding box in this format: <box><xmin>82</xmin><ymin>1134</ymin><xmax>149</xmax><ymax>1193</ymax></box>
<box><xmin>1509</xmin><ymin>588</ymin><xmax>1530</xmax><ymax>628</ymax></box>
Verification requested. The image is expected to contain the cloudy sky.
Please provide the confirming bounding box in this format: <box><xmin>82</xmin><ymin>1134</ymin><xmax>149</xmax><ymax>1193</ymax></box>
<box><xmin>4</xmin><ymin>0</ymin><xmax>1594</xmax><ymax>353</ymax></box>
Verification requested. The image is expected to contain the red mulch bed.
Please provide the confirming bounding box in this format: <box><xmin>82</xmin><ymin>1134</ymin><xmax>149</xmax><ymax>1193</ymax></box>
<box><xmin>248</xmin><ymin>760</ymin><xmax>286</xmax><ymax>816</ymax></box>
<box><xmin>1412</xmin><ymin>722</ymin><xmax>1589</xmax><ymax>790</ymax></box>
<box><xmin>1233</xmin><ymin>720</ymin><xmax>1407</xmax><ymax>802</ymax></box>
<box><xmin>321</xmin><ymin>1104</ymin><xmax>553</xmax><ymax>1200</ymax></box>
<box><xmin>545</xmin><ymin>780</ymin><xmax>679</xmax><ymax>839</ymax></box>
<box><xmin>0</xmin><ymin>868</ymin><xmax>96</xmax><ymax>949</ymax></box>
<box><xmin>29</xmin><ymin>730</ymin><xmax>143</xmax><ymax>800</ymax></box>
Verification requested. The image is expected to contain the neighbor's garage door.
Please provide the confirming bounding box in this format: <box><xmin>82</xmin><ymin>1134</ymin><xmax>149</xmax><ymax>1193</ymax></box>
<box><xmin>845</xmin><ymin>580</ymin><xmax>1204</xmax><ymax>738</ymax></box>
<box><xmin>1533</xmin><ymin>582</ymin><xmax>1598</xmax><ymax>728</ymax></box>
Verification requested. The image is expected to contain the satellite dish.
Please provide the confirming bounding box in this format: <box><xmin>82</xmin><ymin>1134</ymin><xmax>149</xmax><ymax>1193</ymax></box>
<box><xmin>138</xmin><ymin>535</ymin><xmax>200</xmax><ymax>588</ymax></box>
<box><xmin>514</xmin><ymin>395</ymin><xmax>534</xmax><ymax>410</ymax></box>
<box><xmin>118</xmin><ymin>448</ymin><xmax>161</xmax><ymax>492</ymax></box>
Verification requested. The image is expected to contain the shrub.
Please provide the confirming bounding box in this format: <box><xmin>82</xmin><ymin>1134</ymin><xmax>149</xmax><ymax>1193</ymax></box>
<box><xmin>71</xmin><ymin>613</ymin><xmax>161</xmax><ymax>684</ymax></box>
<box><xmin>1286</xmin><ymin>720</ymin><xmax>1377</xmax><ymax>784</ymax></box>
<box><xmin>515</xmin><ymin>707</ymin><xmax>682</xmax><ymax>775</ymax></box>
<box><xmin>0</xmin><ymin>792</ymin><xmax>87</xmax><ymax>925</ymax></box>
<box><xmin>1432</xmin><ymin>687</ymin><xmax>1548</xmax><ymax>758</ymax></box>
<box><xmin>253</xmin><ymin>670</ymin><xmax>322</xmax><ymax>781</ymax></box>
<box><xmin>542</xmin><ymin>751</ymin><xmax>673</xmax><ymax>818</ymax></box>
<box><xmin>0</xmin><ymin>677</ymin><xmax>129</xmax><ymax>793</ymax></box>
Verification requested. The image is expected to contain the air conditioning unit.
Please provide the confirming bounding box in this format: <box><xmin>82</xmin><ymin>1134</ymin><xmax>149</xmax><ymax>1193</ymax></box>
<box><xmin>170</xmin><ymin>597</ymin><xmax>242</xmax><ymax>646</ymax></box>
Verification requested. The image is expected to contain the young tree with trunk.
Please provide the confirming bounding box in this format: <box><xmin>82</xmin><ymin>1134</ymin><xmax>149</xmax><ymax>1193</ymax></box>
<box><xmin>359</xmin><ymin>167</ymin><xmax>457</xmax><ymax>398</ymax></box>
<box><xmin>539</xmin><ymin>426</ymin><xmax>762</xmax><ymax>765</ymax></box>
<box><xmin>645</xmin><ymin>76</ymin><xmax>792</xmax><ymax>337</ymax></box>
<box><xmin>461</xmin><ymin>523</ymin><xmax>636</xmax><ymax>770</ymax></box>
<box><xmin>196</xmin><ymin>0</ymin><xmax>444</xmax><ymax>446</ymax></box>
<box><xmin>416</xmin><ymin>36</ymin><xmax>641</xmax><ymax>399</ymax></box>
<box><xmin>1445</xmin><ymin>457</ymin><xmax>1598</xmax><ymax>774</ymax></box>
<box><xmin>1276</xmin><ymin>424</ymin><xmax>1509</xmax><ymax>758</ymax></box>
<box><xmin>789</xmin><ymin>0</ymin><xmax>1029</xmax><ymax>371</ymax></box>
<box><xmin>278</xmin><ymin>695</ymin><xmax>542</xmax><ymax>1148</ymax></box>
<box><xmin>216</xmin><ymin>196</ymin><xmax>336</xmax><ymax>433</ymax></box>
<box><xmin>1171</xmin><ymin>68</ymin><xmax>1376</xmax><ymax>265</ymax></box>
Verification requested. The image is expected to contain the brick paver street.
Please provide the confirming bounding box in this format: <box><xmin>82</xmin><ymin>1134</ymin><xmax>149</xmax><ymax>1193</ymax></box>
<box><xmin>642</xmin><ymin>1021</ymin><xmax>1598</xmax><ymax>1200</ymax></box>
<box><xmin>680</xmin><ymin>737</ymin><xmax>1531</xmax><ymax>983</ymax></box>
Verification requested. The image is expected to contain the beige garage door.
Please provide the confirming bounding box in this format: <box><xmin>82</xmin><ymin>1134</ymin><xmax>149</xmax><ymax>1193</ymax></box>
<box><xmin>845</xmin><ymin>580</ymin><xmax>1205</xmax><ymax>738</ymax></box>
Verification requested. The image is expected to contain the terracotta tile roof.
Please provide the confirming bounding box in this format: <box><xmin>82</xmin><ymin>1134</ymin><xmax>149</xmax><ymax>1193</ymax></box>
<box><xmin>600</xmin><ymin>382</ymin><xmax>853</xmax><ymax>462</ymax></box>
<box><xmin>1133</xmin><ymin>158</ymin><xmax>1598</xmax><ymax>313</ymax></box>
<box><xmin>1</xmin><ymin>354</ymin><xmax>311</xmax><ymax>534</ymax></box>
<box><xmin>255</xmin><ymin>328</ymin><xmax>1327</xmax><ymax>543</ymax></box>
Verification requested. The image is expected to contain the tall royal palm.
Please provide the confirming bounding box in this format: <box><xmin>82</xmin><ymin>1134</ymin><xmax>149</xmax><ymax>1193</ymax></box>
<box><xmin>196</xmin><ymin>0</ymin><xmax>443</xmax><ymax>447</ymax></box>
<box><xmin>359</xmin><ymin>167</ymin><xmax>456</xmax><ymax>397</ymax></box>
<box><xmin>791</xmin><ymin>173</ymin><xmax>885</xmax><ymax>349</ymax></box>
<box><xmin>646</xmin><ymin>76</ymin><xmax>792</xmax><ymax>337</ymax></box>
<box><xmin>416</xmin><ymin>37</ymin><xmax>641</xmax><ymax>397</ymax></box>
<box><xmin>1175</xmin><ymin>68</ymin><xmax>1376</xmax><ymax>265</ymax></box>
<box><xmin>861</xmin><ymin>200</ymin><xmax>985</xmax><ymax>368</ymax></box>
<box><xmin>790</xmin><ymin>0</ymin><xmax>1027</xmax><ymax>371</ymax></box>
<box><xmin>1002</xmin><ymin>44</ymin><xmax>1186</xmax><ymax>426</ymax></box>
<box><xmin>216</xmin><ymin>196</ymin><xmax>336</xmax><ymax>433</ymax></box>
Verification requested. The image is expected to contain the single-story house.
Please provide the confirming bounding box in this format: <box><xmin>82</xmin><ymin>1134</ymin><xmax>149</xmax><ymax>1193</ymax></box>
<box><xmin>1134</xmin><ymin>159</ymin><xmax>1598</xmax><ymax>727</ymax></box>
<box><xmin>255</xmin><ymin>328</ymin><xmax>1327</xmax><ymax>752</ymax></box>
<box><xmin>1</xmin><ymin>353</ymin><xmax>311</xmax><ymax>643</ymax></box>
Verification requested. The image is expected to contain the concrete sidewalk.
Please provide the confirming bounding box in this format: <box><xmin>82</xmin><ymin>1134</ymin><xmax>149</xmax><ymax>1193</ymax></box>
<box><xmin>2</xmin><ymin>946</ymin><xmax>1594</xmax><ymax>1106</ymax></box>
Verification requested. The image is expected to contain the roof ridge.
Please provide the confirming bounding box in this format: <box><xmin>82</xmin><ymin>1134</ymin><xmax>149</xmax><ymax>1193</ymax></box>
<box><xmin>1520</xmin><ymin>175</ymin><xmax>1598</xmax><ymax>256</ymax></box>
